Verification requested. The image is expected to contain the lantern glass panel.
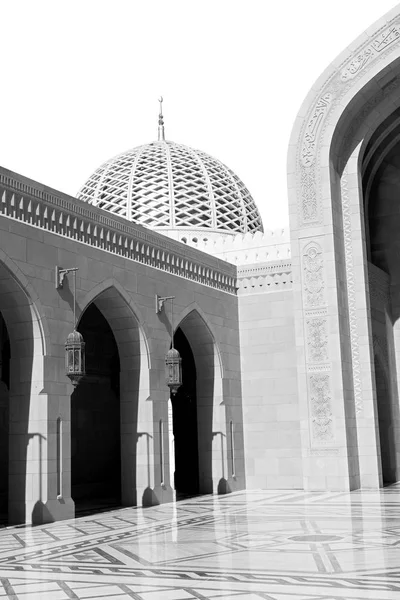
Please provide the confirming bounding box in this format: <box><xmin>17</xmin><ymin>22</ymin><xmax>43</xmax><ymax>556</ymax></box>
<box><xmin>74</xmin><ymin>349</ymin><xmax>80</xmax><ymax>371</ymax></box>
<box><xmin>68</xmin><ymin>349</ymin><xmax>74</xmax><ymax>371</ymax></box>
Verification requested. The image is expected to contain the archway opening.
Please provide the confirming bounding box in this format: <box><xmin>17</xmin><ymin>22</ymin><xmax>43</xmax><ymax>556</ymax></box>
<box><xmin>72</xmin><ymin>303</ymin><xmax>121</xmax><ymax>513</ymax></box>
<box><xmin>171</xmin><ymin>327</ymin><xmax>200</xmax><ymax>497</ymax></box>
<box><xmin>362</xmin><ymin>110</ymin><xmax>400</xmax><ymax>485</ymax></box>
<box><xmin>0</xmin><ymin>313</ymin><xmax>10</xmax><ymax>523</ymax></box>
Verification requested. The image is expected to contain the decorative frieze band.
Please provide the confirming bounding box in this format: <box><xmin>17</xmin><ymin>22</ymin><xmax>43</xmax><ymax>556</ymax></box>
<box><xmin>341</xmin><ymin>24</ymin><xmax>400</xmax><ymax>82</ymax></box>
<box><xmin>309</xmin><ymin>447</ymin><xmax>339</xmax><ymax>457</ymax></box>
<box><xmin>0</xmin><ymin>172</ymin><xmax>236</xmax><ymax>294</ymax></box>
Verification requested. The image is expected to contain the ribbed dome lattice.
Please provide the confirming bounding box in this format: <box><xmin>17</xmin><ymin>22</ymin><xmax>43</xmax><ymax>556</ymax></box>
<box><xmin>77</xmin><ymin>140</ymin><xmax>263</xmax><ymax>235</ymax></box>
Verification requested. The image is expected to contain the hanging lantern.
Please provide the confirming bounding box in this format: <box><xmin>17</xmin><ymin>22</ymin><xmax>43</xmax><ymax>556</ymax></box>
<box><xmin>65</xmin><ymin>330</ymin><xmax>85</xmax><ymax>387</ymax></box>
<box><xmin>165</xmin><ymin>347</ymin><xmax>182</xmax><ymax>395</ymax></box>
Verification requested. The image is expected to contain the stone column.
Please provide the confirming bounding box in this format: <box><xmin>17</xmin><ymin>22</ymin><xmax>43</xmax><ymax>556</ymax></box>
<box><xmin>168</xmin><ymin>398</ymin><xmax>175</xmax><ymax>492</ymax></box>
<box><xmin>9</xmin><ymin>354</ymin><xmax>74</xmax><ymax>524</ymax></box>
<box><xmin>289</xmin><ymin>135</ymin><xmax>368</xmax><ymax>490</ymax></box>
<box><xmin>341</xmin><ymin>148</ymin><xmax>382</xmax><ymax>487</ymax></box>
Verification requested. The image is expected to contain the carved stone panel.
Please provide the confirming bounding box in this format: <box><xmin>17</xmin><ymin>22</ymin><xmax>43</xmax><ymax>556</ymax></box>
<box><xmin>341</xmin><ymin>25</ymin><xmax>400</xmax><ymax>82</ymax></box>
<box><xmin>302</xmin><ymin>241</ymin><xmax>325</xmax><ymax>308</ymax></box>
<box><xmin>301</xmin><ymin>93</ymin><xmax>333</xmax><ymax>168</ymax></box>
<box><xmin>309</xmin><ymin>373</ymin><xmax>335</xmax><ymax>444</ymax></box>
<box><xmin>306</xmin><ymin>317</ymin><xmax>329</xmax><ymax>363</ymax></box>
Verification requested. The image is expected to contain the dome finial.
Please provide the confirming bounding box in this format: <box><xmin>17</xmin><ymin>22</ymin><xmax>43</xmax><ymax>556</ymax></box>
<box><xmin>158</xmin><ymin>96</ymin><xmax>165</xmax><ymax>141</ymax></box>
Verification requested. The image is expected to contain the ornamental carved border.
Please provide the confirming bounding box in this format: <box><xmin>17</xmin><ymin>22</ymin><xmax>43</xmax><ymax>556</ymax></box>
<box><xmin>296</xmin><ymin>17</ymin><xmax>400</xmax><ymax>228</ymax></box>
<box><xmin>341</xmin><ymin>169</ymin><xmax>363</xmax><ymax>414</ymax></box>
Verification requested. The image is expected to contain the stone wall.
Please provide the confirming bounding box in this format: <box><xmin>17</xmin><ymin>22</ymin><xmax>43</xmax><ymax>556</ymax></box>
<box><xmin>0</xmin><ymin>166</ymin><xmax>244</xmax><ymax>523</ymax></box>
<box><xmin>237</xmin><ymin>261</ymin><xmax>302</xmax><ymax>489</ymax></box>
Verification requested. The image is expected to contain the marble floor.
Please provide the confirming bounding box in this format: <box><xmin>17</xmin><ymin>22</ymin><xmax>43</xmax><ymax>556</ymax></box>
<box><xmin>0</xmin><ymin>487</ymin><xmax>399</xmax><ymax>599</ymax></box>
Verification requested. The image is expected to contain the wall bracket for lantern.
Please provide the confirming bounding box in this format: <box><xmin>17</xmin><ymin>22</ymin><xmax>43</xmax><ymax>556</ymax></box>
<box><xmin>56</xmin><ymin>266</ymin><xmax>85</xmax><ymax>387</ymax></box>
<box><xmin>156</xmin><ymin>294</ymin><xmax>182</xmax><ymax>395</ymax></box>
<box><xmin>155</xmin><ymin>294</ymin><xmax>175</xmax><ymax>314</ymax></box>
<box><xmin>55</xmin><ymin>266</ymin><xmax>79</xmax><ymax>289</ymax></box>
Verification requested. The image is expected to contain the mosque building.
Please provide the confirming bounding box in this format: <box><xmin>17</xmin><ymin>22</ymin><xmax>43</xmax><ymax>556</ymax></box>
<box><xmin>1</xmin><ymin>5</ymin><xmax>400</xmax><ymax>525</ymax></box>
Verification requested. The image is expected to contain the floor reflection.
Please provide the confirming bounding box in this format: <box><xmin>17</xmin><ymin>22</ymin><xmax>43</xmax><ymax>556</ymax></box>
<box><xmin>0</xmin><ymin>486</ymin><xmax>399</xmax><ymax>598</ymax></box>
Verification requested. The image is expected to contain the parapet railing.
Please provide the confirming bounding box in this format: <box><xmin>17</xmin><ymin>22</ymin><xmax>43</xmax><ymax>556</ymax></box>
<box><xmin>0</xmin><ymin>169</ymin><xmax>237</xmax><ymax>294</ymax></box>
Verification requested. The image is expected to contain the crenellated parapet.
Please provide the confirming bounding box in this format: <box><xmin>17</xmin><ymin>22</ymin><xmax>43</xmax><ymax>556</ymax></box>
<box><xmin>0</xmin><ymin>168</ymin><xmax>237</xmax><ymax>295</ymax></box>
<box><xmin>186</xmin><ymin>228</ymin><xmax>291</xmax><ymax>265</ymax></box>
<box><xmin>237</xmin><ymin>260</ymin><xmax>292</xmax><ymax>295</ymax></box>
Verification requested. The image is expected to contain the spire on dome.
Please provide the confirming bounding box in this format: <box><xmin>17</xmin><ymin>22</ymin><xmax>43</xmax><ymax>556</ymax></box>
<box><xmin>158</xmin><ymin>96</ymin><xmax>165</xmax><ymax>141</ymax></box>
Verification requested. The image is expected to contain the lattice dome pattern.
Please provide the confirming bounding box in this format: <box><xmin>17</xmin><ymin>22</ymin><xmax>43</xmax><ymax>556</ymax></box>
<box><xmin>77</xmin><ymin>141</ymin><xmax>263</xmax><ymax>235</ymax></box>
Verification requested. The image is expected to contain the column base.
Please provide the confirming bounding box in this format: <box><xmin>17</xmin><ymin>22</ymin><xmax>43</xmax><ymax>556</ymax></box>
<box><xmin>9</xmin><ymin>496</ymin><xmax>75</xmax><ymax>525</ymax></box>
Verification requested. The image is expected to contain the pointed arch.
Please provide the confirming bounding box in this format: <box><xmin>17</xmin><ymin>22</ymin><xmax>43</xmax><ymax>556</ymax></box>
<box><xmin>78</xmin><ymin>278</ymin><xmax>151</xmax><ymax>370</ymax></box>
<box><xmin>174</xmin><ymin>302</ymin><xmax>224</xmax><ymax>381</ymax></box>
<box><xmin>171</xmin><ymin>304</ymin><xmax>230</xmax><ymax>494</ymax></box>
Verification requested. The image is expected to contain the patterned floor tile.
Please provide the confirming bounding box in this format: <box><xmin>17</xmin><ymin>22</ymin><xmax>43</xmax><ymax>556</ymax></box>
<box><xmin>0</xmin><ymin>489</ymin><xmax>400</xmax><ymax>598</ymax></box>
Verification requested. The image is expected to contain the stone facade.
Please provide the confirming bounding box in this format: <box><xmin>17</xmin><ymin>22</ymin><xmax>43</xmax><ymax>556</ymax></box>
<box><xmin>0</xmin><ymin>168</ymin><xmax>243</xmax><ymax>524</ymax></box>
<box><xmin>2</xmin><ymin>5</ymin><xmax>400</xmax><ymax>525</ymax></box>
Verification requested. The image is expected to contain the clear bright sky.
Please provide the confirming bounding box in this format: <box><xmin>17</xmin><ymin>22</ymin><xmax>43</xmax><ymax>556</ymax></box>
<box><xmin>0</xmin><ymin>0</ymin><xmax>398</xmax><ymax>229</ymax></box>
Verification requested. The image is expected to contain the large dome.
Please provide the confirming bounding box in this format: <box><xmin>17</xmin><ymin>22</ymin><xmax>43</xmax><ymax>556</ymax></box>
<box><xmin>77</xmin><ymin>110</ymin><xmax>263</xmax><ymax>238</ymax></box>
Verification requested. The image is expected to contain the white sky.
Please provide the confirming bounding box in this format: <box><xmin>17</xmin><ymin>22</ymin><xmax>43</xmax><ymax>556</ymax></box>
<box><xmin>0</xmin><ymin>0</ymin><xmax>398</xmax><ymax>229</ymax></box>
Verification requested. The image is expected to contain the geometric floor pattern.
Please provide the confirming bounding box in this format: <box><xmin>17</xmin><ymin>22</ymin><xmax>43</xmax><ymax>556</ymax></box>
<box><xmin>0</xmin><ymin>486</ymin><xmax>400</xmax><ymax>599</ymax></box>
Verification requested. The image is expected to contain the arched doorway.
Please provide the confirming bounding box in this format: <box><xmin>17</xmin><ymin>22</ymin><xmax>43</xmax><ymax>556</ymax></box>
<box><xmin>0</xmin><ymin>313</ymin><xmax>10</xmax><ymax>522</ymax></box>
<box><xmin>363</xmin><ymin>129</ymin><xmax>400</xmax><ymax>485</ymax></box>
<box><xmin>167</xmin><ymin>308</ymin><xmax>231</xmax><ymax>498</ymax></box>
<box><xmin>75</xmin><ymin>282</ymin><xmax>151</xmax><ymax>511</ymax></box>
<box><xmin>288</xmin><ymin>4</ymin><xmax>400</xmax><ymax>489</ymax></box>
<box><xmin>171</xmin><ymin>327</ymin><xmax>199</xmax><ymax>497</ymax></box>
<box><xmin>72</xmin><ymin>303</ymin><xmax>121</xmax><ymax>513</ymax></box>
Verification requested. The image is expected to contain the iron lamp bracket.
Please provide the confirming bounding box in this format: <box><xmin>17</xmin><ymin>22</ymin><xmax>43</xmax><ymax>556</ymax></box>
<box><xmin>56</xmin><ymin>266</ymin><xmax>79</xmax><ymax>289</ymax></box>
<box><xmin>156</xmin><ymin>294</ymin><xmax>175</xmax><ymax>313</ymax></box>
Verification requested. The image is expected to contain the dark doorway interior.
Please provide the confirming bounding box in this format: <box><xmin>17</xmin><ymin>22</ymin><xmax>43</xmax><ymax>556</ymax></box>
<box><xmin>374</xmin><ymin>355</ymin><xmax>397</xmax><ymax>484</ymax></box>
<box><xmin>72</xmin><ymin>303</ymin><xmax>121</xmax><ymax>513</ymax></box>
<box><xmin>0</xmin><ymin>313</ymin><xmax>9</xmax><ymax>523</ymax></box>
<box><xmin>171</xmin><ymin>327</ymin><xmax>199</xmax><ymax>498</ymax></box>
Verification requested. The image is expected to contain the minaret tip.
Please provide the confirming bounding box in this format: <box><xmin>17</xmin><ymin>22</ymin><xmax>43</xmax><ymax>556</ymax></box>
<box><xmin>158</xmin><ymin>96</ymin><xmax>165</xmax><ymax>141</ymax></box>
